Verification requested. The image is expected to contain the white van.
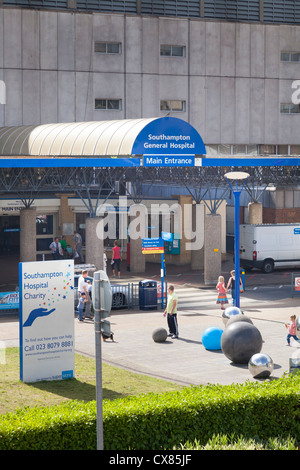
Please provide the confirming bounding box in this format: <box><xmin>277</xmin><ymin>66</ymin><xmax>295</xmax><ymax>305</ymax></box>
<box><xmin>240</xmin><ymin>223</ymin><xmax>300</xmax><ymax>273</ymax></box>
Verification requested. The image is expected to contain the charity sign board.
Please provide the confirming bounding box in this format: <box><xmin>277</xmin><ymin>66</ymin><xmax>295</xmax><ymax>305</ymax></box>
<box><xmin>19</xmin><ymin>260</ymin><xmax>75</xmax><ymax>383</ymax></box>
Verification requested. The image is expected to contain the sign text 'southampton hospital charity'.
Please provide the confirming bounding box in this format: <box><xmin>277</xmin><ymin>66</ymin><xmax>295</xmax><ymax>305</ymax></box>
<box><xmin>19</xmin><ymin>260</ymin><xmax>75</xmax><ymax>383</ymax></box>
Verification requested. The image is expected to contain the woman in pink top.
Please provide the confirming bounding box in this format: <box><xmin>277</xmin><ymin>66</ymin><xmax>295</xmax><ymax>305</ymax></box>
<box><xmin>112</xmin><ymin>240</ymin><xmax>122</xmax><ymax>278</ymax></box>
<box><xmin>216</xmin><ymin>275</ymin><xmax>228</xmax><ymax>310</ymax></box>
<box><xmin>285</xmin><ymin>315</ymin><xmax>300</xmax><ymax>346</ymax></box>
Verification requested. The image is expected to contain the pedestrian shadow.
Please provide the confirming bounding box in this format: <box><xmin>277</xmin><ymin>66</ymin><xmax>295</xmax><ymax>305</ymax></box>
<box><xmin>176</xmin><ymin>337</ymin><xmax>203</xmax><ymax>345</ymax></box>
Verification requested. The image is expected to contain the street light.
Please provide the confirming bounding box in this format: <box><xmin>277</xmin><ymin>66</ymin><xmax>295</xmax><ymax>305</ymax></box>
<box><xmin>225</xmin><ymin>171</ymin><xmax>249</xmax><ymax>308</ymax></box>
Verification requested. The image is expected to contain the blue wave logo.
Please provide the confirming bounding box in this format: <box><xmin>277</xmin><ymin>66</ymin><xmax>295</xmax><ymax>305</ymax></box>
<box><xmin>23</xmin><ymin>307</ymin><xmax>56</xmax><ymax>327</ymax></box>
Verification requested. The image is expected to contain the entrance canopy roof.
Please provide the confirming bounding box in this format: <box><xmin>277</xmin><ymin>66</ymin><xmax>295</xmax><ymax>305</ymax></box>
<box><xmin>0</xmin><ymin>117</ymin><xmax>299</xmax><ymax>168</ymax></box>
<box><xmin>0</xmin><ymin>116</ymin><xmax>206</xmax><ymax>168</ymax></box>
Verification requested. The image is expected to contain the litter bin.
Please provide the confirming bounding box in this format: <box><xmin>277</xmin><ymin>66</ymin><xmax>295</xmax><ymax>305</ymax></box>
<box><xmin>139</xmin><ymin>279</ymin><xmax>157</xmax><ymax>310</ymax></box>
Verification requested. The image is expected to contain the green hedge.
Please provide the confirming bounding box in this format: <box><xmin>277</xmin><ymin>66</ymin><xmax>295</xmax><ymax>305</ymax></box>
<box><xmin>1</xmin><ymin>375</ymin><xmax>300</xmax><ymax>450</ymax></box>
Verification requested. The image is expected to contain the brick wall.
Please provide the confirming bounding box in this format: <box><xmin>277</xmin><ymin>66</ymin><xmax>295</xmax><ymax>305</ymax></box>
<box><xmin>263</xmin><ymin>208</ymin><xmax>300</xmax><ymax>224</ymax></box>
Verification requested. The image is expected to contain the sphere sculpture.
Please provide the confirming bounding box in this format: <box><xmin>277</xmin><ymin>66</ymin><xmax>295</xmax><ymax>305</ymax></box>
<box><xmin>221</xmin><ymin>322</ymin><xmax>263</xmax><ymax>364</ymax></box>
<box><xmin>152</xmin><ymin>327</ymin><xmax>168</xmax><ymax>343</ymax></box>
<box><xmin>222</xmin><ymin>306</ymin><xmax>243</xmax><ymax>326</ymax></box>
<box><xmin>248</xmin><ymin>353</ymin><xmax>274</xmax><ymax>379</ymax></box>
<box><xmin>226</xmin><ymin>313</ymin><xmax>253</xmax><ymax>327</ymax></box>
<box><xmin>202</xmin><ymin>327</ymin><xmax>223</xmax><ymax>350</ymax></box>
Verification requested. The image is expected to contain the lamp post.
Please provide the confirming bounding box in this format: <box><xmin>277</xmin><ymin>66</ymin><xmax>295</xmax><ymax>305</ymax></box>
<box><xmin>224</xmin><ymin>171</ymin><xmax>249</xmax><ymax>308</ymax></box>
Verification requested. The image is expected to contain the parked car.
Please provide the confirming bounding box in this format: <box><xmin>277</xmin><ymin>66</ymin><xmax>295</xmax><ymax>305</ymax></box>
<box><xmin>74</xmin><ymin>274</ymin><xmax>129</xmax><ymax>311</ymax></box>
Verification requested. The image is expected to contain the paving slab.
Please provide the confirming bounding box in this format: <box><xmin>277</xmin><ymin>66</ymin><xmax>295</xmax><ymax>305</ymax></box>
<box><xmin>1</xmin><ymin>291</ymin><xmax>300</xmax><ymax>387</ymax></box>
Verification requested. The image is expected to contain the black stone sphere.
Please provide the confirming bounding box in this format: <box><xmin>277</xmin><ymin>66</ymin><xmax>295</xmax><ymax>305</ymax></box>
<box><xmin>226</xmin><ymin>313</ymin><xmax>253</xmax><ymax>327</ymax></box>
<box><xmin>221</xmin><ymin>321</ymin><xmax>263</xmax><ymax>364</ymax></box>
<box><xmin>152</xmin><ymin>328</ymin><xmax>168</xmax><ymax>343</ymax></box>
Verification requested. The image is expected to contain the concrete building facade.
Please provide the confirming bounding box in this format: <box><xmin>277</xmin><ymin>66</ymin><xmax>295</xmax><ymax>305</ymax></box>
<box><xmin>1</xmin><ymin>0</ymin><xmax>300</xmax><ymax>282</ymax></box>
<box><xmin>0</xmin><ymin>4</ymin><xmax>300</xmax><ymax>151</ymax></box>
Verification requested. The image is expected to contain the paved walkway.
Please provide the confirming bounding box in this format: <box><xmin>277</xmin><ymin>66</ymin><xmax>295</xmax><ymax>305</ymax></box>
<box><xmin>2</xmin><ymin>281</ymin><xmax>300</xmax><ymax>386</ymax></box>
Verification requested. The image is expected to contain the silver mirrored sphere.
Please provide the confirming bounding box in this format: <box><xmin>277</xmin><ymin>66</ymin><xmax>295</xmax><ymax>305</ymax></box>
<box><xmin>222</xmin><ymin>306</ymin><xmax>243</xmax><ymax>326</ymax></box>
<box><xmin>248</xmin><ymin>353</ymin><xmax>274</xmax><ymax>379</ymax></box>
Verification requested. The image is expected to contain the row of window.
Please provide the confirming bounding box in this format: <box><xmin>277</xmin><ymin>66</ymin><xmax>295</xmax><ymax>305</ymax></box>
<box><xmin>95</xmin><ymin>42</ymin><xmax>300</xmax><ymax>63</ymax></box>
<box><xmin>95</xmin><ymin>99</ymin><xmax>186</xmax><ymax>111</ymax></box>
<box><xmin>207</xmin><ymin>144</ymin><xmax>300</xmax><ymax>156</ymax></box>
<box><xmin>94</xmin><ymin>42</ymin><xmax>186</xmax><ymax>57</ymax></box>
<box><xmin>95</xmin><ymin>99</ymin><xmax>300</xmax><ymax>115</ymax></box>
<box><xmin>3</xmin><ymin>0</ymin><xmax>300</xmax><ymax>25</ymax></box>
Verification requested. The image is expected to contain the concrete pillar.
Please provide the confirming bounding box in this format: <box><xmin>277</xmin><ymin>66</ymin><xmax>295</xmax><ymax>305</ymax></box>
<box><xmin>85</xmin><ymin>217</ymin><xmax>104</xmax><ymax>270</ymax></box>
<box><xmin>20</xmin><ymin>207</ymin><xmax>36</xmax><ymax>262</ymax></box>
<box><xmin>190</xmin><ymin>203</ymin><xmax>205</xmax><ymax>270</ymax></box>
<box><xmin>177</xmin><ymin>195</ymin><xmax>192</xmax><ymax>266</ymax></box>
<box><xmin>57</xmin><ymin>193</ymin><xmax>75</xmax><ymax>247</ymax></box>
<box><xmin>129</xmin><ymin>203</ymin><xmax>146</xmax><ymax>273</ymax></box>
<box><xmin>248</xmin><ymin>202</ymin><xmax>263</xmax><ymax>224</ymax></box>
<box><xmin>204</xmin><ymin>213</ymin><xmax>222</xmax><ymax>286</ymax></box>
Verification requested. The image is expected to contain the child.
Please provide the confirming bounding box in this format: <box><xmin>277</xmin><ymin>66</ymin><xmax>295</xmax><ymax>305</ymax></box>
<box><xmin>77</xmin><ymin>292</ymin><xmax>87</xmax><ymax>322</ymax></box>
<box><xmin>216</xmin><ymin>275</ymin><xmax>228</xmax><ymax>310</ymax></box>
<box><xmin>285</xmin><ymin>315</ymin><xmax>300</xmax><ymax>346</ymax></box>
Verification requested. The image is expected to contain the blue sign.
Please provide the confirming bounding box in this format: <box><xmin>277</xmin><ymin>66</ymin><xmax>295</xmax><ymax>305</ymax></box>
<box><xmin>142</xmin><ymin>237</ymin><xmax>164</xmax><ymax>248</ymax></box>
<box><xmin>161</xmin><ymin>232</ymin><xmax>173</xmax><ymax>242</ymax></box>
<box><xmin>294</xmin><ymin>228</ymin><xmax>300</xmax><ymax>234</ymax></box>
<box><xmin>143</xmin><ymin>155</ymin><xmax>195</xmax><ymax>167</ymax></box>
<box><xmin>0</xmin><ymin>291</ymin><xmax>19</xmax><ymax>310</ymax></box>
<box><xmin>132</xmin><ymin>117</ymin><xmax>206</xmax><ymax>157</ymax></box>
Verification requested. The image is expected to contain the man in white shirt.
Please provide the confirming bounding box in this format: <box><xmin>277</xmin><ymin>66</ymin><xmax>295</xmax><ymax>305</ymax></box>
<box><xmin>49</xmin><ymin>237</ymin><xmax>63</xmax><ymax>260</ymax></box>
<box><xmin>78</xmin><ymin>269</ymin><xmax>92</xmax><ymax>319</ymax></box>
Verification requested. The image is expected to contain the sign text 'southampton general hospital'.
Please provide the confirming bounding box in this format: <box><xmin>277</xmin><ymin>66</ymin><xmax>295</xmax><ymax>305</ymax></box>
<box><xmin>131</xmin><ymin>117</ymin><xmax>206</xmax><ymax>167</ymax></box>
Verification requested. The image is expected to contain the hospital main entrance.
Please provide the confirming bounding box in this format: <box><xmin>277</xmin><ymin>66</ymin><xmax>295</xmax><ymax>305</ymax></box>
<box><xmin>0</xmin><ymin>215</ymin><xmax>20</xmax><ymax>254</ymax></box>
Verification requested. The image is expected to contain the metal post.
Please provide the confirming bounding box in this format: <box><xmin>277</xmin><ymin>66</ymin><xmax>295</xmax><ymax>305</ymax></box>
<box><xmin>93</xmin><ymin>274</ymin><xmax>103</xmax><ymax>450</ymax></box>
<box><xmin>233</xmin><ymin>188</ymin><xmax>241</xmax><ymax>308</ymax></box>
<box><xmin>225</xmin><ymin>172</ymin><xmax>249</xmax><ymax>310</ymax></box>
<box><xmin>161</xmin><ymin>252</ymin><xmax>164</xmax><ymax>309</ymax></box>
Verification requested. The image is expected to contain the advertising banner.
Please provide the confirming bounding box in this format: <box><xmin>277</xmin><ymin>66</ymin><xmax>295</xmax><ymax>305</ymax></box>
<box><xmin>19</xmin><ymin>260</ymin><xmax>75</xmax><ymax>383</ymax></box>
<box><xmin>0</xmin><ymin>291</ymin><xmax>19</xmax><ymax>310</ymax></box>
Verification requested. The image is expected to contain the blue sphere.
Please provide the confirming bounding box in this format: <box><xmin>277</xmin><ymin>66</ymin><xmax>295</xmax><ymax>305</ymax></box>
<box><xmin>202</xmin><ymin>327</ymin><xmax>223</xmax><ymax>350</ymax></box>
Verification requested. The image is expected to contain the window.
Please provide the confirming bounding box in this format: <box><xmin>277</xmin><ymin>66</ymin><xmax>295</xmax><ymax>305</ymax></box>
<box><xmin>95</xmin><ymin>99</ymin><xmax>122</xmax><ymax>110</ymax></box>
<box><xmin>281</xmin><ymin>51</ymin><xmax>300</xmax><ymax>62</ymax></box>
<box><xmin>290</xmin><ymin>145</ymin><xmax>300</xmax><ymax>155</ymax></box>
<box><xmin>280</xmin><ymin>103</ymin><xmax>300</xmax><ymax>114</ymax></box>
<box><xmin>160</xmin><ymin>45</ymin><xmax>186</xmax><ymax>57</ymax></box>
<box><xmin>36</xmin><ymin>215</ymin><xmax>53</xmax><ymax>236</ymax></box>
<box><xmin>160</xmin><ymin>100</ymin><xmax>186</xmax><ymax>112</ymax></box>
<box><xmin>94</xmin><ymin>42</ymin><xmax>121</xmax><ymax>54</ymax></box>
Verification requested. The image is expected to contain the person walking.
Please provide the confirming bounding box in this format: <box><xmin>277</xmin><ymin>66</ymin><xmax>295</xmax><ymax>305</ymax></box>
<box><xmin>163</xmin><ymin>285</ymin><xmax>179</xmax><ymax>339</ymax></box>
<box><xmin>73</xmin><ymin>231</ymin><xmax>84</xmax><ymax>263</ymax></box>
<box><xmin>111</xmin><ymin>240</ymin><xmax>122</xmax><ymax>278</ymax></box>
<box><xmin>49</xmin><ymin>237</ymin><xmax>63</xmax><ymax>260</ymax></box>
<box><xmin>78</xmin><ymin>269</ymin><xmax>92</xmax><ymax>319</ymax></box>
<box><xmin>285</xmin><ymin>315</ymin><xmax>300</xmax><ymax>346</ymax></box>
<box><xmin>77</xmin><ymin>292</ymin><xmax>87</xmax><ymax>321</ymax></box>
<box><xmin>216</xmin><ymin>275</ymin><xmax>228</xmax><ymax>310</ymax></box>
<box><xmin>227</xmin><ymin>270</ymin><xmax>243</xmax><ymax>305</ymax></box>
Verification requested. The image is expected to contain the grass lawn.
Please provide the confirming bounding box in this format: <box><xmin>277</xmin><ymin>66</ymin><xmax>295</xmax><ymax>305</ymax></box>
<box><xmin>0</xmin><ymin>348</ymin><xmax>183</xmax><ymax>415</ymax></box>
